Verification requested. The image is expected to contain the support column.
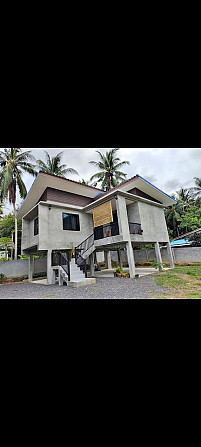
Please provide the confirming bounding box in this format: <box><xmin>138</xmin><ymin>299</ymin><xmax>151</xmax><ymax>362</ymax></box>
<box><xmin>89</xmin><ymin>253</ymin><xmax>95</xmax><ymax>277</ymax></box>
<box><xmin>154</xmin><ymin>242</ymin><xmax>162</xmax><ymax>264</ymax></box>
<box><xmin>167</xmin><ymin>242</ymin><xmax>175</xmax><ymax>268</ymax></box>
<box><xmin>104</xmin><ymin>250</ymin><xmax>112</xmax><ymax>269</ymax></box>
<box><xmin>117</xmin><ymin>248</ymin><xmax>123</xmax><ymax>268</ymax></box>
<box><xmin>47</xmin><ymin>250</ymin><xmax>55</xmax><ymax>284</ymax></box>
<box><xmin>94</xmin><ymin>251</ymin><xmax>97</xmax><ymax>264</ymax></box>
<box><xmin>126</xmin><ymin>241</ymin><xmax>136</xmax><ymax>278</ymax></box>
<box><xmin>29</xmin><ymin>254</ymin><xmax>34</xmax><ymax>282</ymax></box>
<box><xmin>59</xmin><ymin>269</ymin><xmax>63</xmax><ymax>285</ymax></box>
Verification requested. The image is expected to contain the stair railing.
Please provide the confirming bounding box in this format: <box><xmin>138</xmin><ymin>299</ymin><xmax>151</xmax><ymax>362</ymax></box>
<box><xmin>52</xmin><ymin>251</ymin><xmax>70</xmax><ymax>281</ymax></box>
<box><xmin>75</xmin><ymin>233</ymin><xmax>94</xmax><ymax>264</ymax></box>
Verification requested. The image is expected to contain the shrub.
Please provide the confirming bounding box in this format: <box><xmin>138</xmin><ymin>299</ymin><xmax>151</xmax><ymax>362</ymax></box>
<box><xmin>152</xmin><ymin>261</ymin><xmax>164</xmax><ymax>271</ymax></box>
<box><xmin>0</xmin><ymin>273</ymin><xmax>6</xmax><ymax>280</ymax></box>
<box><xmin>0</xmin><ymin>257</ymin><xmax>8</xmax><ymax>262</ymax></box>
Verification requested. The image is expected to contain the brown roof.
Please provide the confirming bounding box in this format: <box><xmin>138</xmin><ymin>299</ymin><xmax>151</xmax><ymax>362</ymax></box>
<box><xmin>39</xmin><ymin>171</ymin><xmax>104</xmax><ymax>193</ymax></box>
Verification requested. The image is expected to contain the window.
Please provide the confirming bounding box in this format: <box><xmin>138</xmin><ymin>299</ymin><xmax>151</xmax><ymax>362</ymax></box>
<box><xmin>63</xmin><ymin>213</ymin><xmax>80</xmax><ymax>231</ymax></box>
<box><xmin>34</xmin><ymin>217</ymin><xmax>39</xmax><ymax>236</ymax></box>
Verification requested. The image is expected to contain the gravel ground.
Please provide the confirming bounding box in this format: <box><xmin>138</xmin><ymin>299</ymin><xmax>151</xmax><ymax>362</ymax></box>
<box><xmin>0</xmin><ymin>276</ymin><xmax>168</xmax><ymax>299</ymax></box>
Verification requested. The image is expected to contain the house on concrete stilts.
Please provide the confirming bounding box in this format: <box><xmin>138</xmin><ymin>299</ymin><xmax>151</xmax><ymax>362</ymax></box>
<box><xmin>17</xmin><ymin>172</ymin><xmax>176</xmax><ymax>286</ymax></box>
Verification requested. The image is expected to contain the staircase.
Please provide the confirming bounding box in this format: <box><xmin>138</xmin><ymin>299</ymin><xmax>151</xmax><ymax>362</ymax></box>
<box><xmin>75</xmin><ymin>233</ymin><xmax>95</xmax><ymax>267</ymax></box>
<box><xmin>51</xmin><ymin>239</ymin><xmax>96</xmax><ymax>287</ymax></box>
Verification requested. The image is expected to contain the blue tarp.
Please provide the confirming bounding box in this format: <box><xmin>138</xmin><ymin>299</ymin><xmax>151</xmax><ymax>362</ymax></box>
<box><xmin>170</xmin><ymin>238</ymin><xmax>192</xmax><ymax>247</ymax></box>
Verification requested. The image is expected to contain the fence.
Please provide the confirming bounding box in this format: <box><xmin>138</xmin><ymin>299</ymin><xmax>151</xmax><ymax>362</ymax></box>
<box><xmin>96</xmin><ymin>246</ymin><xmax>201</xmax><ymax>264</ymax></box>
<box><xmin>0</xmin><ymin>257</ymin><xmax>47</xmax><ymax>278</ymax></box>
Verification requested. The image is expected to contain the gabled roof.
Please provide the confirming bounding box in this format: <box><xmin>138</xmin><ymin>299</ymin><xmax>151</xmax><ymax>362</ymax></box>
<box><xmin>93</xmin><ymin>174</ymin><xmax>176</xmax><ymax>207</ymax></box>
<box><xmin>17</xmin><ymin>171</ymin><xmax>176</xmax><ymax>219</ymax></box>
<box><xmin>17</xmin><ymin>171</ymin><xmax>103</xmax><ymax>219</ymax></box>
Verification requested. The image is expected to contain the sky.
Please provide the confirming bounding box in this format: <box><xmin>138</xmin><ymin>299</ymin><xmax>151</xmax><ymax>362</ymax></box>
<box><xmin>1</xmin><ymin>148</ymin><xmax>201</xmax><ymax>214</ymax></box>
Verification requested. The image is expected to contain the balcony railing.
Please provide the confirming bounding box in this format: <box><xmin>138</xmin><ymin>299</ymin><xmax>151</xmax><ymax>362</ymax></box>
<box><xmin>129</xmin><ymin>222</ymin><xmax>143</xmax><ymax>235</ymax></box>
<box><xmin>94</xmin><ymin>222</ymin><xmax>119</xmax><ymax>240</ymax></box>
<box><xmin>94</xmin><ymin>221</ymin><xmax>142</xmax><ymax>240</ymax></box>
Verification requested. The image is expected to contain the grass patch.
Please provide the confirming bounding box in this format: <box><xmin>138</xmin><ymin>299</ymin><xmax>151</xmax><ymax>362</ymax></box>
<box><xmin>153</xmin><ymin>265</ymin><xmax>201</xmax><ymax>299</ymax></box>
<box><xmin>155</xmin><ymin>272</ymin><xmax>184</xmax><ymax>289</ymax></box>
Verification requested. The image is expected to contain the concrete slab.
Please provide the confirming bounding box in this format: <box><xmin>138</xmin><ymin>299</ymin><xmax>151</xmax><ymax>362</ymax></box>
<box><xmin>68</xmin><ymin>278</ymin><xmax>96</xmax><ymax>288</ymax></box>
<box><xmin>31</xmin><ymin>278</ymin><xmax>48</xmax><ymax>285</ymax></box>
<box><xmin>94</xmin><ymin>267</ymin><xmax>171</xmax><ymax>278</ymax></box>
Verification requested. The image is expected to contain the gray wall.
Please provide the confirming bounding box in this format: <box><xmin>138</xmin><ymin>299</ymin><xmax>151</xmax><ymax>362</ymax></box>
<box><xmin>128</xmin><ymin>201</ymin><xmax>169</xmax><ymax>243</ymax></box>
<box><xmin>0</xmin><ymin>257</ymin><xmax>47</xmax><ymax>278</ymax></box>
<box><xmin>22</xmin><ymin>217</ymin><xmax>39</xmax><ymax>251</ymax></box>
<box><xmin>96</xmin><ymin>247</ymin><xmax>201</xmax><ymax>264</ymax></box>
<box><xmin>38</xmin><ymin>203</ymin><xmax>94</xmax><ymax>251</ymax></box>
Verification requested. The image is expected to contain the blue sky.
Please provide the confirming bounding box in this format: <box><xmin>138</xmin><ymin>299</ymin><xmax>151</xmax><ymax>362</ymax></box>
<box><xmin>2</xmin><ymin>148</ymin><xmax>201</xmax><ymax>214</ymax></box>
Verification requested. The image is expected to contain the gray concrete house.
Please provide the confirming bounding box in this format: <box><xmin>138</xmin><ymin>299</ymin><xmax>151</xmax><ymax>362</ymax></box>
<box><xmin>17</xmin><ymin>171</ymin><xmax>176</xmax><ymax>286</ymax></box>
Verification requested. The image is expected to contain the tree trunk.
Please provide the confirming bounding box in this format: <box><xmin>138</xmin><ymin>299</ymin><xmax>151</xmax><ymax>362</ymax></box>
<box><xmin>14</xmin><ymin>203</ymin><xmax>18</xmax><ymax>260</ymax></box>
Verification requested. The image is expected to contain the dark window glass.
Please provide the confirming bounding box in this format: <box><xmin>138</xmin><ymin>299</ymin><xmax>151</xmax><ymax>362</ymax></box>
<box><xmin>34</xmin><ymin>217</ymin><xmax>39</xmax><ymax>235</ymax></box>
<box><xmin>63</xmin><ymin>213</ymin><xmax>80</xmax><ymax>231</ymax></box>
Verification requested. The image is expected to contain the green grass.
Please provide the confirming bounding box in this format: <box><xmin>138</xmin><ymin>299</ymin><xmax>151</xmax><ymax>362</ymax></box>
<box><xmin>155</xmin><ymin>272</ymin><xmax>184</xmax><ymax>289</ymax></box>
<box><xmin>186</xmin><ymin>291</ymin><xmax>201</xmax><ymax>299</ymax></box>
<box><xmin>153</xmin><ymin>265</ymin><xmax>201</xmax><ymax>299</ymax></box>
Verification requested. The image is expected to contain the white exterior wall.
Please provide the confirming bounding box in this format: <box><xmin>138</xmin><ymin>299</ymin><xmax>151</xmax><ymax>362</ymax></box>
<box><xmin>22</xmin><ymin>217</ymin><xmax>39</xmax><ymax>251</ymax></box>
<box><xmin>128</xmin><ymin>201</ymin><xmax>169</xmax><ymax>243</ymax></box>
<box><xmin>38</xmin><ymin>203</ymin><xmax>94</xmax><ymax>251</ymax></box>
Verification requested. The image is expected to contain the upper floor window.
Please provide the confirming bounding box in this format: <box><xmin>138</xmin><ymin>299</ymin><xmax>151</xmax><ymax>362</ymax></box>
<box><xmin>63</xmin><ymin>213</ymin><xmax>80</xmax><ymax>231</ymax></box>
<box><xmin>34</xmin><ymin>217</ymin><xmax>39</xmax><ymax>236</ymax></box>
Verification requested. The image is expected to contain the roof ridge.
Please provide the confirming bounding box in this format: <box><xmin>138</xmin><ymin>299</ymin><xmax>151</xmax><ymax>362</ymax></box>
<box><xmin>39</xmin><ymin>171</ymin><xmax>104</xmax><ymax>192</ymax></box>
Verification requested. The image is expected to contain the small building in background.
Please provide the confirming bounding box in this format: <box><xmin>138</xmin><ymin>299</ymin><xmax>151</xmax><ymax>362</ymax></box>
<box><xmin>170</xmin><ymin>228</ymin><xmax>201</xmax><ymax>247</ymax></box>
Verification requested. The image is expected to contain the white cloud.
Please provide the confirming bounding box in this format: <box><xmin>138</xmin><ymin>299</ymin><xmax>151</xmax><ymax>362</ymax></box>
<box><xmin>1</xmin><ymin>148</ymin><xmax>201</xmax><ymax>214</ymax></box>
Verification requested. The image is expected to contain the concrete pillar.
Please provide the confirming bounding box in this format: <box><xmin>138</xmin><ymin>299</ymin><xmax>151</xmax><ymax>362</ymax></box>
<box><xmin>28</xmin><ymin>254</ymin><xmax>34</xmax><ymax>282</ymax></box>
<box><xmin>94</xmin><ymin>251</ymin><xmax>97</xmax><ymax>264</ymax></box>
<box><xmin>126</xmin><ymin>241</ymin><xmax>136</xmax><ymax>278</ymax></box>
<box><xmin>107</xmin><ymin>251</ymin><xmax>112</xmax><ymax>269</ymax></box>
<box><xmin>59</xmin><ymin>269</ymin><xmax>63</xmax><ymax>285</ymax></box>
<box><xmin>167</xmin><ymin>242</ymin><xmax>175</xmax><ymax>268</ymax></box>
<box><xmin>154</xmin><ymin>242</ymin><xmax>162</xmax><ymax>264</ymax></box>
<box><xmin>117</xmin><ymin>248</ymin><xmax>123</xmax><ymax>268</ymax></box>
<box><xmin>104</xmin><ymin>250</ymin><xmax>112</xmax><ymax>269</ymax></box>
<box><xmin>47</xmin><ymin>250</ymin><xmax>55</xmax><ymax>284</ymax></box>
<box><xmin>116</xmin><ymin>195</ymin><xmax>130</xmax><ymax>238</ymax></box>
<box><xmin>89</xmin><ymin>253</ymin><xmax>95</xmax><ymax>277</ymax></box>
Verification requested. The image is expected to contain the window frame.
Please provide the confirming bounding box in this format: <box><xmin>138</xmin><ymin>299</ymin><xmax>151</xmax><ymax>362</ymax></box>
<box><xmin>34</xmin><ymin>217</ymin><xmax>39</xmax><ymax>236</ymax></box>
<box><xmin>62</xmin><ymin>212</ymin><xmax>80</xmax><ymax>231</ymax></box>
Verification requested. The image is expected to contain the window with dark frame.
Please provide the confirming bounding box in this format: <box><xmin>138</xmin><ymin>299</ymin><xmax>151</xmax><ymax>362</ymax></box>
<box><xmin>63</xmin><ymin>213</ymin><xmax>80</xmax><ymax>231</ymax></box>
<box><xmin>34</xmin><ymin>217</ymin><xmax>39</xmax><ymax>236</ymax></box>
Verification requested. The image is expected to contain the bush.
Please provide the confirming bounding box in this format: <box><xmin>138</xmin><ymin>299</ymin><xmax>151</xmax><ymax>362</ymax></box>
<box><xmin>0</xmin><ymin>273</ymin><xmax>6</xmax><ymax>280</ymax></box>
<box><xmin>0</xmin><ymin>257</ymin><xmax>8</xmax><ymax>262</ymax></box>
<box><xmin>152</xmin><ymin>261</ymin><xmax>164</xmax><ymax>271</ymax></box>
<box><xmin>112</xmin><ymin>261</ymin><xmax>119</xmax><ymax>268</ymax></box>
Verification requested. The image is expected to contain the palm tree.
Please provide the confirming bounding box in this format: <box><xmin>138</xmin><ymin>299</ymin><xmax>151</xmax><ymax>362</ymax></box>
<box><xmin>189</xmin><ymin>177</ymin><xmax>201</xmax><ymax>199</ymax></box>
<box><xmin>176</xmin><ymin>188</ymin><xmax>194</xmax><ymax>211</ymax></box>
<box><xmin>36</xmin><ymin>151</ymin><xmax>78</xmax><ymax>178</ymax></box>
<box><xmin>165</xmin><ymin>203</ymin><xmax>182</xmax><ymax>238</ymax></box>
<box><xmin>0</xmin><ymin>148</ymin><xmax>37</xmax><ymax>259</ymax></box>
<box><xmin>89</xmin><ymin>148</ymin><xmax>130</xmax><ymax>191</ymax></box>
<box><xmin>80</xmin><ymin>179</ymin><xmax>98</xmax><ymax>187</ymax></box>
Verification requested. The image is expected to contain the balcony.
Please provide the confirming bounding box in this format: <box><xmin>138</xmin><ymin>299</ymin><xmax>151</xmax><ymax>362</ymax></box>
<box><xmin>129</xmin><ymin>222</ymin><xmax>143</xmax><ymax>235</ymax></box>
<box><xmin>94</xmin><ymin>222</ymin><xmax>119</xmax><ymax>240</ymax></box>
<box><xmin>94</xmin><ymin>221</ymin><xmax>143</xmax><ymax>240</ymax></box>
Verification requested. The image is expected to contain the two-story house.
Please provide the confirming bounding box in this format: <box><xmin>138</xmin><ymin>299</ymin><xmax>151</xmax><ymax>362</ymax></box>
<box><xmin>17</xmin><ymin>171</ymin><xmax>176</xmax><ymax>286</ymax></box>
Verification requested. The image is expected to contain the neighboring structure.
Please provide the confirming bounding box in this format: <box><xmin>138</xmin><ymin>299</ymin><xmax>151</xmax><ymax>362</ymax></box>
<box><xmin>17</xmin><ymin>172</ymin><xmax>176</xmax><ymax>285</ymax></box>
<box><xmin>170</xmin><ymin>228</ymin><xmax>201</xmax><ymax>247</ymax></box>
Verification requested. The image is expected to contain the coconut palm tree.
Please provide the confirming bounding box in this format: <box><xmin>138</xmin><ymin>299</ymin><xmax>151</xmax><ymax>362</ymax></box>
<box><xmin>80</xmin><ymin>179</ymin><xmax>98</xmax><ymax>187</ymax></box>
<box><xmin>0</xmin><ymin>148</ymin><xmax>37</xmax><ymax>259</ymax></box>
<box><xmin>36</xmin><ymin>151</ymin><xmax>78</xmax><ymax>178</ymax></box>
<box><xmin>189</xmin><ymin>177</ymin><xmax>201</xmax><ymax>199</ymax></box>
<box><xmin>176</xmin><ymin>188</ymin><xmax>194</xmax><ymax>211</ymax></box>
<box><xmin>89</xmin><ymin>148</ymin><xmax>130</xmax><ymax>191</ymax></box>
<box><xmin>165</xmin><ymin>203</ymin><xmax>182</xmax><ymax>238</ymax></box>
